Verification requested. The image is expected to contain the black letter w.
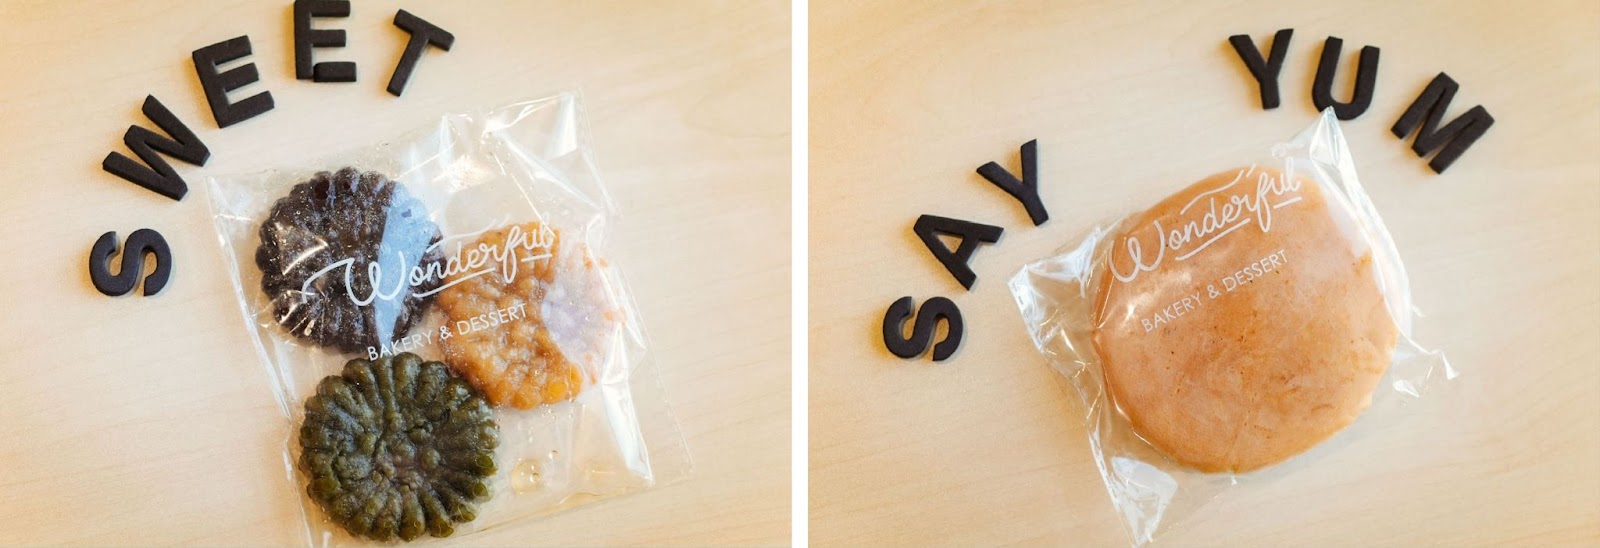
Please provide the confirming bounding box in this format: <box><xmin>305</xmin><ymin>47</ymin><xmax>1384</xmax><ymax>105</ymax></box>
<box><xmin>102</xmin><ymin>96</ymin><xmax>210</xmax><ymax>201</ymax></box>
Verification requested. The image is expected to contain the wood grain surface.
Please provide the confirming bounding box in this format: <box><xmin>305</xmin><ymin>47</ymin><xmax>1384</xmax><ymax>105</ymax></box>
<box><xmin>0</xmin><ymin>1</ymin><xmax>789</xmax><ymax>545</ymax></box>
<box><xmin>809</xmin><ymin>0</ymin><xmax>1600</xmax><ymax>545</ymax></box>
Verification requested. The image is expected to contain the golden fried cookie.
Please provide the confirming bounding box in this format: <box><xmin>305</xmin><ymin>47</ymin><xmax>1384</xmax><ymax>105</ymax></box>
<box><xmin>1093</xmin><ymin>166</ymin><xmax>1397</xmax><ymax>473</ymax></box>
<box><xmin>435</xmin><ymin>222</ymin><xmax>621</xmax><ymax>409</ymax></box>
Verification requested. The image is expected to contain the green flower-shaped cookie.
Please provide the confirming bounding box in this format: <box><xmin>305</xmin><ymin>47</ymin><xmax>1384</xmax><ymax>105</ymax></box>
<box><xmin>298</xmin><ymin>352</ymin><xmax>499</xmax><ymax>541</ymax></box>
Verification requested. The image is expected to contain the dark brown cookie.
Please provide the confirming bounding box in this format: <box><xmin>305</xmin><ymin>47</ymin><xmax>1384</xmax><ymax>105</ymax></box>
<box><xmin>256</xmin><ymin>168</ymin><xmax>444</xmax><ymax>354</ymax></box>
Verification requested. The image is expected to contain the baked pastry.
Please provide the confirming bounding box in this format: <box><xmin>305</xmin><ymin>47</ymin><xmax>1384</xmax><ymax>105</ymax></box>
<box><xmin>1094</xmin><ymin>165</ymin><xmax>1397</xmax><ymax>473</ymax></box>
<box><xmin>299</xmin><ymin>352</ymin><xmax>498</xmax><ymax>541</ymax></box>
<box><xmin>435</xmin><ymin>222</ymin><xmax>621</xmax><ymax>409</ymax></box>
<box><xmin>256</xmin><ymin>168</ymin><xmax>444</xmax><ymax>353</ymax></box>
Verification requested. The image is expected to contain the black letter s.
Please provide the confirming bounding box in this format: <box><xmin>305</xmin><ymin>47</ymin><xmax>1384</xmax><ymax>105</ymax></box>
<box><xmin>882</xmin><ymin>296</ymin><xmax>964</xmax><ymax>362</ymax></box>
<box><xmin>88</xmin><ymin>229</ymin><xmax>172</xmax><ymax>297</ymax></box>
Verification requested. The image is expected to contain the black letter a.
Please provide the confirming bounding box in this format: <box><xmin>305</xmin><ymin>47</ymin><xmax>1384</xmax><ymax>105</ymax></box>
<box><xmin>914</xmin><ymin>215</ymin><xmax>1003</xmax><ymax>290</ymax></box>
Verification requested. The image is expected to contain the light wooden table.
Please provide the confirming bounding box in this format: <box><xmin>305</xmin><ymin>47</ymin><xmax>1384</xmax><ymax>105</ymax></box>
<box><xmin>810</xmin><ymin>0</ymin><xmax>1599</xmax><ymax>545</ymax></box>
<box><xmin>0</xmin><ymin>1</ymin><xmax>789</xmax><ymax>545</ymax></box>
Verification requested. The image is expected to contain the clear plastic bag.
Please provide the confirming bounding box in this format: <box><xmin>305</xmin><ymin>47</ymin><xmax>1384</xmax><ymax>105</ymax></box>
<box><xmin>207</xmin><ymin>93</ymin><xmax>690</xmax><ymax>545</ymax></box>
<box><xmin>1008</xmin><ymin>110</ymin><xmax>1453</xmax><ymax>545</ymax></box>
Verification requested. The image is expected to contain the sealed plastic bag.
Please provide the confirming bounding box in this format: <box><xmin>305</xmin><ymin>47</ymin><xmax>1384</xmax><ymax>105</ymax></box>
<box><xmin>1008</xmin><ymin>110</ymin><xmax>1452</xmax><ymax>545</ymax></box>
<box><xmin>208</xmin><ymin>93</ymin><xmax>689</xmax><ymax>545</ymax></box>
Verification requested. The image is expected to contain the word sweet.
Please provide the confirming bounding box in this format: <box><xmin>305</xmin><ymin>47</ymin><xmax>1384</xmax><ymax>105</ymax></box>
<box><xmin>88</xmin><ymin>1</ymin><xmax>455</xmax><ymax>298</ymax></box>
<box><xmin>1228</xmin><ymin>29</ymin><xmax>1494</xmax><ymax>174</ymax></box>
<box><xmin>881</xmin><ymin>141</ymin><xmax>1048</xmax><ymax>362</ymax></box>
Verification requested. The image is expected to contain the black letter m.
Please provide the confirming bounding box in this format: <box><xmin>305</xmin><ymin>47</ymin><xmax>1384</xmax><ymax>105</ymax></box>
<box><xmin>1392</xmin><ymin>73</ymin><xmax>1494</xmax><ymax>174</ymax></box>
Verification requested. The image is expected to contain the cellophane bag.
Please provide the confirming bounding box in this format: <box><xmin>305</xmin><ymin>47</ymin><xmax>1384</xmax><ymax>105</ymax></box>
<box><xmin>1007</xmin><ymin>110</ymin><xmax>1453</xmax><ymax>545</ymax></box>
<box><xmin>207</xmin><ymin>93</ymin><xmax>690</xmax><ymax>545</ymax></box>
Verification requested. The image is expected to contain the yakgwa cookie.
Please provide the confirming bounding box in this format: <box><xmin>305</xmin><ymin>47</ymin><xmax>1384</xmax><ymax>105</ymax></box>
<box><xmin>435</xmin><ymin>222</ymin><xmax>621</xmax><ymax>409</ymax></box>
<box><xmin>255</xmin><ymin>168</ymin><xmax>444</xmax><ymax>354</ymax></box>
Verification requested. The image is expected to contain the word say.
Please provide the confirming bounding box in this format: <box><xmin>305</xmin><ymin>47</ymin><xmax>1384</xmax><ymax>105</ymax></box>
<box><xmin>881</xmin><ymin>141</ymin><xmax>1048</xmax><ymax>362</ymax></box>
